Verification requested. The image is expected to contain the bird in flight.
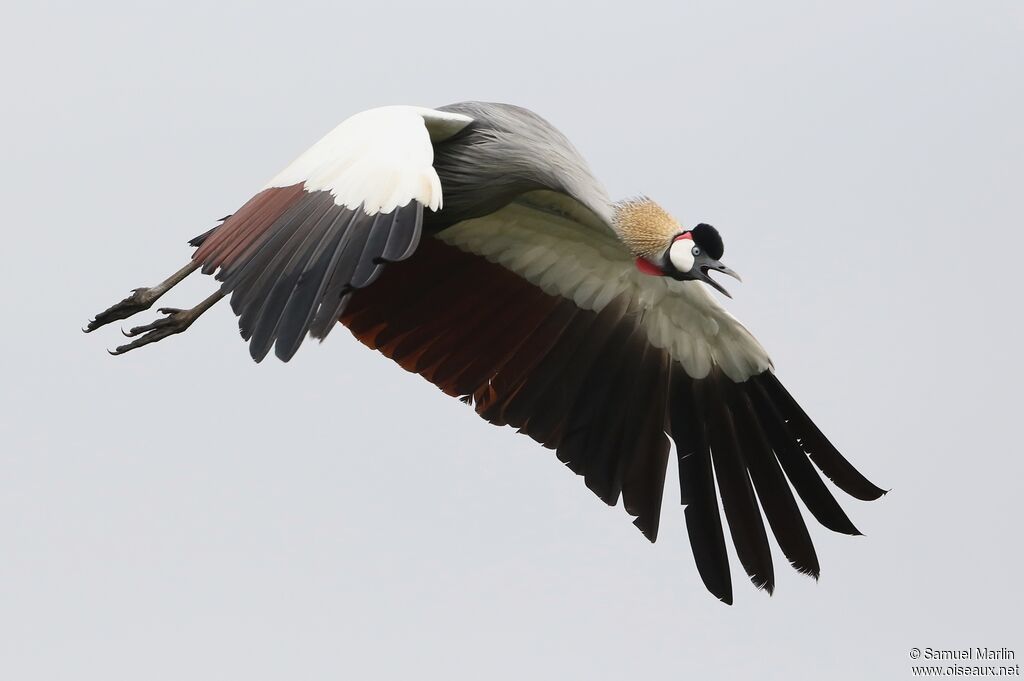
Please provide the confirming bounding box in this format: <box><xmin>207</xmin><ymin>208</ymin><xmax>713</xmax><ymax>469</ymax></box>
<box><xmin>86</xmin><ymin>102</ymin><xmax>885</xmax><ymax>603</ymax></box>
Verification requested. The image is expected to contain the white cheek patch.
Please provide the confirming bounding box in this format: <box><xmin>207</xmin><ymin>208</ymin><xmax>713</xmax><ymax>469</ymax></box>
<box><xmin>669</xmin><ymin>240</ymin><xmax>695</xmax><ymax>273</ymax></box>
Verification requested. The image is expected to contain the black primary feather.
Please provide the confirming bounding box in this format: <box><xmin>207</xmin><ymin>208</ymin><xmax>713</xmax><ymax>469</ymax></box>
<box><xmin>495</xmin><ymin>305</ymin><xmax>611</xmax><ymax>428</ymax></box>
<box><xmin>620</xmin><ymin>349</ymin><xmax>671</xmax><ymax>541</ymax></box>
<box><xmin>247</xmin><ymin>203</ymin><xmax>341</xmax><ymax>360</ymax></box>
<box><xmin>555</xmin><ymin>310</ymin><xmax>637</xmax><ymax>480</ymax></box>
<box><xmin>704</xmin><ymin>378</ymin><xmax>775</xmax><ymax>593</ymax></box>
<box><xmin>755</xmin><ymin>373</ymin><xmax>886</xmax><ymax>501</ymax></box>
<box><xmin>525</xmin><ymin>295</ymin><xmax>634</xmax><ymax>449</ymax></box>
<box><xmin>728</xmin><ymin>383</ymin><xmax>820</xmax><ymax>578</ymax></box>
<box><xmin>273</xmin><ymin>211</ymin><xmax>361</xmax><ymax>361</ymax></box>
<box><xmin>748</xmin><ymin>378</ymin><xmax>863</xmax><ymax>536</ymax></box>
<box><xmin>222</xmin><ymin>193</ymin><xmax>329</xmax><ymax>319</ymax></box>
<box><xmin>670</xmin><ymin>371</ymin><xmax>733</xmax><ymax>604</ymax></box>
<box><xmin>579</xmin><ymin>321</ymin><xmax>649</xmax><ymax>504</ymax></box>
<box><xmin>309</xmin><ymin>202</ymin><xmax>423</xmax><ymax>340</ymax></box>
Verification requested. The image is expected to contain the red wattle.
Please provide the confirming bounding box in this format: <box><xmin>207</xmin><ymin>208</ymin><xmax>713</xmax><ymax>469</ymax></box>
<box><xmin>635</xmin><ymin>258</ymin><xmax>663</xmax><ymax>276</ymax></box>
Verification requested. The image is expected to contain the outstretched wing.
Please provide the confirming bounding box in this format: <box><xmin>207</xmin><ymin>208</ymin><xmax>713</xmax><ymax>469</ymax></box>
<box><xmin>192</xmin><ymin>105</ymin><xmax>472</xmax><ymax>362</ymax></box>
<box><xmin>338</xmin><ymin>195</ymin><xmax>885</xmax><ymax>604</ymax></box>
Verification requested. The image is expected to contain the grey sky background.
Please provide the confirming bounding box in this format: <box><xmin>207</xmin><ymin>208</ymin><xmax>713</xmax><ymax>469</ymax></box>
<box><xmin>2</xmin><ymin>1</ymin><xmax>1022</xmax><ymax>679</ymax></box>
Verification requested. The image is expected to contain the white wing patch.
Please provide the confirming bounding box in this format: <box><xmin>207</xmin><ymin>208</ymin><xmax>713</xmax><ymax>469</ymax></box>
<box><xmin>438</xmin><ymin>201</ymin><xmax>773</xmax><ymax>381</ymax></box>
<box><xmin>265</xmin><ymin>105</ymin><xmax>472</xmax><ymax>215</ymax></box>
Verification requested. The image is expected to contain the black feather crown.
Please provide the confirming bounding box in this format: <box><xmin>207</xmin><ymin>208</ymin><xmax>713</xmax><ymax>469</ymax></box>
<box><xmin>691</xmin><ymin>223</ymin><xmax>724</xmax><ymax>260</ymax></box>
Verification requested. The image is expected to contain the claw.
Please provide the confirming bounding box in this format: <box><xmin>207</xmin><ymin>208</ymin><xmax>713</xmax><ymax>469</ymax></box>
<box><xmin>84</xmin><ymin>287</ymin><xmax>158</xmax><ymax>333</ymax></box>
<box><xmin>125</xmin><ymin>320</ymin><xmax>161</xmax><ymax>337</ymax></box>
<box><xmin>93</xmin><ymin>283</ymin><xmax>224</xmax><ymax>358</ymax></box>
<box><xmin>107</xmin><ymin>308</ymin><xmax>196</xmax><ymax>355</ymax></box>
<box><xmin>85</xmin><ymin>261</ymin><xmax>201</xmax><ymax>333</ymax></box>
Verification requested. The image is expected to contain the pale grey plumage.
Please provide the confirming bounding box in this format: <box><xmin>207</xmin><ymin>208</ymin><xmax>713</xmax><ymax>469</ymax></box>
<box><xmin>427</xmin><ymin>101</ymin><xmax>615</xmax><ymax>232</ymax></box>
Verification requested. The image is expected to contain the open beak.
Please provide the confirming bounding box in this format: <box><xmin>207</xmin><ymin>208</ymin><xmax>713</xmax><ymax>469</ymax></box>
<box><xmin>699</xmin><ymin>260</ymin><xmax>742</xmax><ymax>298</ymax></box>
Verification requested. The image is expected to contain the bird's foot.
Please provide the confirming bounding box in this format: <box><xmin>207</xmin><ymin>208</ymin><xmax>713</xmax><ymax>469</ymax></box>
<box><xmin>85</xmin><ymin>261</ymin><xmax>201</xmax><ymax>334</ymax></box>
<box><xmin>109</xmin><ymin>307</ymin><xmax>198</xmax><ymax>355</ymax></box>
<box><xmin>84</xmin><ymin>287</ymin><xmax>160</xmax><ymax>333</ymax></box>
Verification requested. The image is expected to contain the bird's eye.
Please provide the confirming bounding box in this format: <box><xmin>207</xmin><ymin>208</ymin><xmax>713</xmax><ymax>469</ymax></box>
<box><xmin>691</xmin><ymin>246</ymin><xmax>701</xmax><ymax>257</ymax></box>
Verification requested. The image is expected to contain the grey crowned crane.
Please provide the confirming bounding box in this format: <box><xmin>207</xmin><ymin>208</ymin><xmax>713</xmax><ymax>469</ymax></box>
<box><xmin>85</xmin><ymin>101</ymin><xmax>885</xmax><ymax>603</ymax></box>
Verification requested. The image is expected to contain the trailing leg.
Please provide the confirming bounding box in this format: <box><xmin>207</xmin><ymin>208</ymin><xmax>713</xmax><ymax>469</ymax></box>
<box><xmin>84</xmin><ymin>260</ymin><xmax>200</xmax><ymax>332</ymax></box>
<box><xmin>109</xmin><ymin>289</ymin><xmax>225</xmax><ymax>355</ymax></box>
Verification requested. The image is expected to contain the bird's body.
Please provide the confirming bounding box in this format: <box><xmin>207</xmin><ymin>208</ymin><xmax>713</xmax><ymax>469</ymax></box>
<box><xmin>86</xmin><ymin>101</ymin><xmax>885</xmax><ymax>603</ymax></box>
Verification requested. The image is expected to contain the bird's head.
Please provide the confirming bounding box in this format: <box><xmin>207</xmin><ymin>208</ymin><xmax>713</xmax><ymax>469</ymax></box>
<box><xmin>613</xmin><ymin>198</ymin><xmax>742</xmax><ymax>297</ymax></box>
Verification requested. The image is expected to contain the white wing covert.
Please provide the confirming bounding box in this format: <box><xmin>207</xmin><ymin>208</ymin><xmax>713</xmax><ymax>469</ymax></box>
<box><xmin>191</xmin><ymin>106</ymin><xmax>472</xmax><ymax>362</ymax></box>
